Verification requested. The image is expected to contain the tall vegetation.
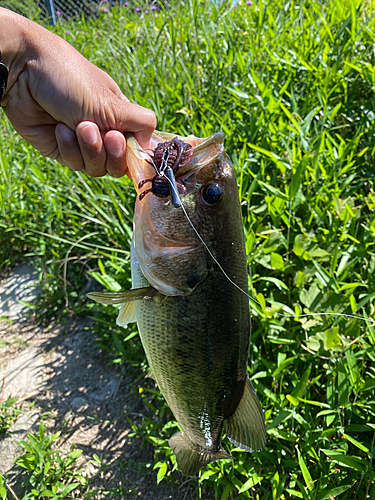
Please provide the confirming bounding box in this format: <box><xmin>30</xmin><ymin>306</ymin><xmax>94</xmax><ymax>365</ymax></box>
<box><xmin>1</xmin><ymin>0</ymin><xmax>375</xmax><ymax>498</ymax></box>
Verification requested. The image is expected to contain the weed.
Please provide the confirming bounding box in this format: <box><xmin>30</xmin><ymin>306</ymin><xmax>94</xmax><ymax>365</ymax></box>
<box><xmin>0</xmin><ymin>474</ymin><xmax>6</xmax><ymax>500</ymax></box>
<box><xmin>15</xmin><ymin>421</ymin><xmax>88</xmax><ymax>499</ymax></box>
<box><xmin>0</xmin><ymin>395</ymin><xmax>23</xmax><ymax>435</ymax></box>
<box><xmin>1</xmin><ymin>0</ymin><xmax>375</xmax><ymax>499</ymax></box>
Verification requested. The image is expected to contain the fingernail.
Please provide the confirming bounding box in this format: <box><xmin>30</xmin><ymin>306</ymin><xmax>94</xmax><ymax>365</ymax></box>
<box><xmin>106</xmin><ymin>138</ymin><xmax>124</xmax><ymax>157</ymax></box>
<box><xmin>57</xmin><ymin>124</ymin><xmax>75</xmax><ymax>142</ymax></box>
<box><xmin>81</xmin><ymin>125</ymin><xmax>99</xmax><ymax>146</ymax></box>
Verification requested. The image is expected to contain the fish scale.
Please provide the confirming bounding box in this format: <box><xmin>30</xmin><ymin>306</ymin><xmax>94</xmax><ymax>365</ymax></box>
<box><xmin>132</xmin><ymin>242</ymin><xmax>248</xmax><ymax>451</ymax></box>
<box><xmin>88</xmin><ymin>131</ymin><xmax>266</xmax><ymax>475</ymax></box>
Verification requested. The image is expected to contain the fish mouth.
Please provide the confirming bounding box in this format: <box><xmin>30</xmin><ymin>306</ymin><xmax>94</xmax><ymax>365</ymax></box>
<box><xmin>125</xmin><ymin>131</ymin><xmax>225</xmax><ymax>194</ymax></box>
<box><xmin>126</xmin><ymin>131</ymin><xmax>225</xmax><ymax>296</ymax></box>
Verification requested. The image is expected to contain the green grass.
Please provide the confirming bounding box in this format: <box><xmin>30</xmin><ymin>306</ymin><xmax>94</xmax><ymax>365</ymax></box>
<box><xmin>1</xmin><ymin>0</ymin><xmax>375</xmax><ymax>498</ymax></box>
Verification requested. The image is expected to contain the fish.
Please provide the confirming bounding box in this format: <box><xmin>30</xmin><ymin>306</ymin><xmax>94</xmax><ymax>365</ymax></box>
<box><xmin>88</xmin><ymin>130</ymin><xmax>266</xmax><ymax>476</ymax></box>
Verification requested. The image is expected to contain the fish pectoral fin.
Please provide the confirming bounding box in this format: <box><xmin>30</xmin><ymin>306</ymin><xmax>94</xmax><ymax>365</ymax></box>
<box><xmin>87</xmin><ymin>287</ymin><xmax>159</xmax><ymax>305</ymax></box>
<box><xmin>116</xmin><ymin>301</ymin><xmax>137</xmax><ymax>327</ymax></box>
<box><xmin>225</xmin><ymin>378</ymin><xmax>266</xmax><ymax>452</ymax></box>
<box><xmin>145</xmin><ymin>369</ymin><xmax>156</xmax><ymax>380</ymax></box>
<box><xmin>169</xmin><ymin>432</ymin><xmax>231</xmax><ymax>476</ymax></box>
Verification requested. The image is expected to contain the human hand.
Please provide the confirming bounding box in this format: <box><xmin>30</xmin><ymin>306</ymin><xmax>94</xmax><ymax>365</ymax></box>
<box><xmin>0</xmin><ymin>8</ymin><xmax>156</xmax><ymax>177</ymax></box>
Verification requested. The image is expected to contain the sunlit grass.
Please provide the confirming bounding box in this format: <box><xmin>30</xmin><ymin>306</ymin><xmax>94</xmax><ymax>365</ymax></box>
<box><xmin>1</xmin><ymin>0</ymin><xmax>375</xmax><ymax>499</ymax></box>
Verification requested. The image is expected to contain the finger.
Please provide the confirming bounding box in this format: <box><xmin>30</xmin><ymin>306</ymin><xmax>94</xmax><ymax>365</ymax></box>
<box><xmin>76</xmin><ymin>121</ymin><xmax>107</xmax><ymax>177</ymax></box>
<box><xmin>55</xmin><ymin>123</ymin><xmax>85</xmax><ymax>171</ymax></box>
<box><xmin>110</xmin><ymin>101</ymin><xmax>157</xmax><ymax>150</ymax></box>
<box><xmin>103</xmin><ymin>130</ymin><xmax>127</xmax><ymax>178</ymax></box>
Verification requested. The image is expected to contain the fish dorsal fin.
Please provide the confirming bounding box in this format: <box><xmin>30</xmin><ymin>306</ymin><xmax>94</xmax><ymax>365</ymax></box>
<box><xmin>116</xmin><ymin>301</ymin><xmax>137</xmax><ymax>328</ymax></box>
<box><xmin>225</xmin><ymin>378</ymin><xmax>266</xmax><ymax>452</ymax></box>
<box><xmin>87</xmin><ymin>287</ymin><xmax>158</xmax><ymax>305</ymax></box>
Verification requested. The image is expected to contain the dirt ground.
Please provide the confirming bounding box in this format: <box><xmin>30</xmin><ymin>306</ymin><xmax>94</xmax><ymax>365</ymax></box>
<box><xmin>0</xmin><ymin>296</ymin><xmax>210</xmax><ymax>499</ymax></box>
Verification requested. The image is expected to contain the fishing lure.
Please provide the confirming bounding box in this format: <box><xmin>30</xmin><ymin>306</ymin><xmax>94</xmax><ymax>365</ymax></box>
<box><xmin>138</xmin><ymin>137</ymin><xmax>193</xmax><ymax>208</ymax></box>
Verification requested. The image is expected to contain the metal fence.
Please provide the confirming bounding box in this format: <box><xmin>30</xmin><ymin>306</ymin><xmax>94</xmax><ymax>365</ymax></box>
<box><xmin>0</xmin><ymin>0</ymin><xmax>153</xmax><ymax>24</ymax></box>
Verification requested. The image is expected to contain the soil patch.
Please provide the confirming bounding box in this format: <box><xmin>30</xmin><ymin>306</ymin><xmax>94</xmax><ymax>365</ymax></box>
<box><xmin>0</xmin><ymin>265</ymin><xmax>204</xmax><ymax>500</ymax></box>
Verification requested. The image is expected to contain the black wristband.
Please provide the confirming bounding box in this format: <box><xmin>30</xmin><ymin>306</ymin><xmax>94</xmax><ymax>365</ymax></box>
<box><xmin>0</xmin><ymin>51</ymin><xmax>9</xmax><ymax>103</ymax></box>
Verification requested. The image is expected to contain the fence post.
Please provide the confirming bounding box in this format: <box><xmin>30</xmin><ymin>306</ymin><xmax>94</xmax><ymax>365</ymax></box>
<box><xmin>44</xmin><ymin>0</ymin><xmax>57</xmax><ymax>25</ymax></box>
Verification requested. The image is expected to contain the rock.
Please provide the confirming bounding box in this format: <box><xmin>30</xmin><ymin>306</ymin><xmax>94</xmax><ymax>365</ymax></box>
<box><xmin>0</xmin><ymin>348</ymin><xmax>43</xmax><ymax>400</ymax></box>
<box><xmin>91</xmin><ymin>378</ymin><xmax>121</xmax><ymax>403</ymax></box>
<box><xmin>0</xmin><ymin>263</ymin><xmax>41</xmax><ymax>322</ymax></box>
<box><xmin>70</xmin><ymin>397</ymin><xmax>88</xmax><ymax>411</ymax></box>
<box><xmin>0</xmin><ymin>411</ymin><xmax>39</xmax><ymax>476</ymax></box>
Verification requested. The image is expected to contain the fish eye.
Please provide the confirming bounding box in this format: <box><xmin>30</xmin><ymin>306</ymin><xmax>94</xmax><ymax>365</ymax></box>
<box><xmin>201</xmin><ymin>182</ymin><xmax>223</xmax><ymax>206</ymax></box>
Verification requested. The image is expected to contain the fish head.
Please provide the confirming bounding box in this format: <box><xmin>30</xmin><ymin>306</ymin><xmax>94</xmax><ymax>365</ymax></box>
<box><xmin>126</xmin><ymin>131</ymin><xmax>243</xmax><ymax>296</ymax></box>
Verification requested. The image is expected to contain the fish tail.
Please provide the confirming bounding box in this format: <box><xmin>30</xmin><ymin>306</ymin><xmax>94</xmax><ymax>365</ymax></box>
<box><xmin>225</xmin><ymin>378</ymin><xmax>266</xmax><ymax>452</ymax></box>
<box><xmin>169</xmin><ymin>432</ymin><xmax>231</xmax><ymax>476</ymax></box>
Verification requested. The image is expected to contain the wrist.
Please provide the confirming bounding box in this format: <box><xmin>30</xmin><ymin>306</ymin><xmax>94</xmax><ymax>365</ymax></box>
<box><xmin>0</xmin><ymin>8</ymin><xmax>36</xmax><ymax>103</ymax></box>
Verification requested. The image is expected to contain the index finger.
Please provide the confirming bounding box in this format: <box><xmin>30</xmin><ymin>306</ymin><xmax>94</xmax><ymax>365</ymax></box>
<box><xmin>113</xmin><ymin>101</ymin><xmax>156</xmax><ymax>150</ymax></box>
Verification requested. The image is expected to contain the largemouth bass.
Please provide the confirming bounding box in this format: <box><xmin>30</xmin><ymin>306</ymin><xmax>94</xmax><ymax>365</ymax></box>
<box><xmin>89</xmin><ymin>131</ymin><xmax>266</xmax><ymax>475</ymax></box>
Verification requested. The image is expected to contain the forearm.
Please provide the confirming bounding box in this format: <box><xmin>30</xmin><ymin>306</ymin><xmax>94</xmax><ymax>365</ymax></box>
<box><xmin>0</xmin><ymin>8</ymin><xmax>71</xmax><ymax>105</ymax></box>
<box><xmin>0</xmin><ymin>8</ymin><xmax>32</xmax><ymax>99</ymax></box>
<box><xmin>0</xmin><ymin>8</ymin><xmax>155</xmax><ymax>176</ymax></box>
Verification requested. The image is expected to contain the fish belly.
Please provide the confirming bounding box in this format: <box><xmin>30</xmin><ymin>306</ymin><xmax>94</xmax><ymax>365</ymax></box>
<box><xmin>131</xmin><ymin>241</ymin><xmax>250</xmax><ymax>452</ymax></box>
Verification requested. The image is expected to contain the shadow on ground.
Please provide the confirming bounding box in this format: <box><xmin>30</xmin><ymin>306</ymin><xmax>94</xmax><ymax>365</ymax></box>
<box><xmin>2</xmin><ymin>318</ymin><xmax>202</xmax><ymax>499</ymax></box>
<box><xmin>0</xmin><ymin>264</ymin><xmax>217</xmax><ymax>500</ymax></box>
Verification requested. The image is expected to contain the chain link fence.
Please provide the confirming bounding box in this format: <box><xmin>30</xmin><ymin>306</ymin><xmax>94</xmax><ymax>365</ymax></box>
<box><xmin>0</xmin><ymin>0</ymin><xmax>161</xmax><ymax>24</ymax></box>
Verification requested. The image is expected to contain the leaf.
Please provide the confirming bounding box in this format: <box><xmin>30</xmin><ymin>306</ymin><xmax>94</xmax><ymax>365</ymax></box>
<box><xmin>258</xmin><ymin>180</ymin><xmax>289</xmax><ymax>201</ymax></box>
<box><xmin>270</xmin><ymin>252</ymin><xmax>284</xmax><ymax>270</ymax></box>
<box><xmin>226</xmin><ymin>86</ymin><xmax>251</xmax><ymax>99</ymax></box>
<box><xmin>60</xmin><ymin>483</ymin><xmax>81</xmax><ymax>495</ymax></box>
<box><xmin>258</xmin><ymin>276</ymin><xmax>289</xmax><ymax>290</ymax></box>
<box><xmin>271</xmin><ymin>471</ymin><xmax>279</xmax><ymax>500</ymax></box>
<box><xmin>300</xmin><ymin>285</ymin><xmax>321</xmax><ymax>309</ymax></box>
<box><xmin>248</xmin><ymin>145</ymin><xmax>287</xmax><ymax>170</ymax></box>
<box><xmin>291</xmin><ymin>155</ymin><xmax>309</xmax><ymax>200</ymax></box>
<box><xmin>268</xmin><ymin>336</ymin><xmax>297</xmax><ymax>345</ymax></box>
<box><xmin>350</xmin><ymin>294</ymin><xmax>357</xmax><ymax>312</ymax></box>
<box><xmin>337</xmin><ymin>361</ymin><xmax>350</xmax><ymax>407</ymax></box>
<box><xmin>345</xmin><ymin>347</ymin><xmax>361</xmax><ymax>391</ymax></box>
<box><xmin>343</xmin><ymin>433</ymin><xmax>370</xmax><ymax>454</ymax></box>
<box><xmin>267</xmin><ymin>410</ymin><xmax>292</xmax><ymax>430</ymax></box>
<box><xmin>286</xmin><ymin>394</ymin><xmax>299</xmax><ymax>407</ymax></box>
<box><xmin>111</xmin><ymin>331</ymin><xmax>127</xmax><ymax>358</ymax></box>
<box><xmin>316</xmin><ymin>483</ymin><xmax>354</xmax><ymax>500</ymax></box>
<box><xmin>306</xmin><ymin>333</ymin><xmax>325</xmax><ymax>352</ymax></box>
<box><xmin>237</xmin><ymin>472</ymin><xmax>263</xmax><ymax>493</ymax></box>
<box><xmin>273</xmin><ymin>356</ymin><xmax>297</xmax><ymax>377</ymax></box>
<box><xmin>321</xmin><ymin>450</ymin><xmax>369</xmax><ymax>472</ymax></box>
<box><xmin>221</xmin><ymin>483</ymin><xmax>234</xmax><ymax>500</ymax></box>
<box><xmin>89</xmin><ymin>271</ymin><xmax>122</xmax><ymax>292</ymax></box>
<box><xmin>44</xmin><ymin>460</ymin><xmax>51</xmax><ymax>475</ymax></box>
<box><xmin>362</xmin><ymin>378</ymin><xmax>375</xmax><ymax>391</ymax></box>
<box><xmin>285</xmin><ymin>489</ymin><xmax>303</xmax><ymax>498</ymax></box>
<box><xmin>297</xmin><ymin>447</ymin><xmax>314</xmax><ymax>493</ymax></box>
<box><xmin>292</xmin><ymin>365</ymin><xmax>312</xmax><ymax>399</ymax></box>
<box><xmin>157</xmin><ymin>462</ymin><xmax>167</xmax><ymax>484</ymax></box>
<box><xmin>293</xmin><ymin>234</ymin><xmax>311</xmax><ymax>260</ymax></box>
<box><xmin>199</xmin><ymin>470</ymin><xmax>217</xmax><ymax>482</ymax></box>
<box><xmin>325</xmin><ymin>327</ymin><xmax>341</xmax><ymax>349</ymax></box>
<box><xmin>246</xmin><ymin>231</ymin><xmax>256</xmax><ymax>253</ymax></box>
<box><xmin>297</xmin><ymin>398</ymin><xmax>330</xmax><ymax>408</ymax></box>
<box><xmin>296</xmin><ymin>271</ymin><xmax>305</xmax><ymax>287</ymax></box>
<box><xmin>339</xmin><ymin>282</ymin><xmax>366</xmax><ymax>291</ymax></box>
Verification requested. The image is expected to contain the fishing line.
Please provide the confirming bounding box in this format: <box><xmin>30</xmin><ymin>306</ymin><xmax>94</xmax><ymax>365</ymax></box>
<box><xmin>164</xmin><ymin>174</ymin><xmax>374</xmax><ymax>326</ymax></box>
